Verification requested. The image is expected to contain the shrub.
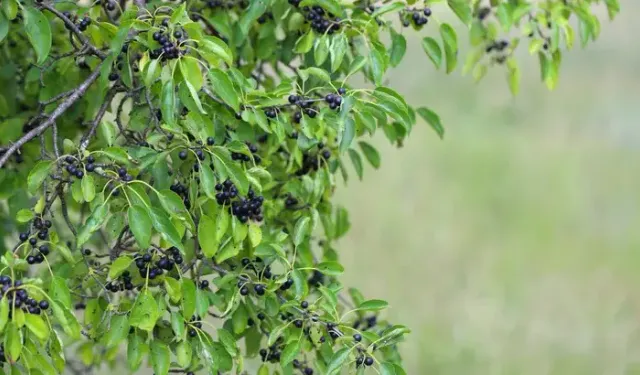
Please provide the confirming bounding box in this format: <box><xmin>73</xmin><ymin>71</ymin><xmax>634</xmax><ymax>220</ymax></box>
<box><xmin>0</xmin><ymin>0</ymin><xmax>619</xmax><ymax>374</ymax></box>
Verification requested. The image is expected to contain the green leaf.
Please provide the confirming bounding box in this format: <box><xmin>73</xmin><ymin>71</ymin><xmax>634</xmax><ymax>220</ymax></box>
<box><xmin>104</xmin><ymin>314</ymin><xmax>129</xmax><ymax>347</ymax></box>
<box><xmin>416</xmin><ymin>107</ymin><xmax>444</xmax><ymax>139</ymax></box>
<box><xmin>371</xmin><ymin>2</ymin><xmax>405</xmax><ymax>17</ymax></box>
<box><xmin>447</xmin><ymin>0</ymin><xmax>472</xmax><ymax>25</ymax></box>
<box><xmin>292</xmin><ymin>269</ymin><xmax>308</xmax><ymax>299</ymax></box>
<box><xmin>130</xmin><ymin>290</ymin><xmax>158</xmax><ymax>331</ymax></box>
<box><xmin>127</xmin><ymin>334</ymin><xmax>147</xmax><ymax>371</ymax></box>
<box><xmin>339</xmin><ymin>117</ymin><xmax>356</xmax><ymax>153</ymax></box>
<box><xmin>153</xmin><ymin>189</ymin><xmax>182</xmax><ymax>219</ymax></box>
<box><xmin>128</xmin><ymin>205</ymin><xmax>152</xmax><ymax>249</ymax></box>
<box><xmin>422</xmin><ymin>37</ymin><xmax>442</xmax><ymax>69</ymax></box>
<box><xmin>109</xmin><ymin>256</ymin><xmax>133</xmax><ymax>279</ymax></box>
<box><xmin>149</xmin><ymin>207</ymin><xmax>184</xmax><ymax>252</ymax></box>
<box><xmin>358</xmin><ymin>299</ymin><xmax>389</xmax><ymax>311</ymax></box>
<box><xmin>232</xmin><ymin>303</ymin><xmax>248</xmax><ymax>334</ymax></box>
<box><xmin>161</xmin><ymin>80</ymin><xmax>176</xmax><ymax>126</ymax></box>
<box><xmin>23</xmin><ymin>6</ymin><xmax>52</xmax><ymax>64</ymax></box>
<box><xmin>2</xmin><ymin>0</ymin><xmax>17</xmax><ymax>20</ymax></box>
<box><xmin>216</xmin><ymin>209</ymin><xmax>230</xmax><ymax>241</ymax></box>
<box><xmin>16</xmin><ymin>209</ymin><xmax>34</xmax><ymax>223</ymax></box>
<box><xmin>330</xmin><ymin>34</ymin><xmax>348</xmax><ymax>72</ymax></box>
<box><xmin>51</xmin><ymin>276</ymin><xmax>71</xmax><ymax>309</ymax></box>
<box><xmin>176</xmin><ymin>340</ymin><xmax>192</xmax><ymax>368</ymax></box>
<box><xmin>380</xmin><ymin>362</ymin><xmax>406</xmax><ymax>375</ymax></box>
<box><xmin>348</xmin><ymin>56</ymin><xmax>367</xmax><ymax>77</ymax></box>
<box><xmin>24</xmin><ymin>314</ymin><xmax>49</xmax><ymax>342</ymax></box>
<box><xmin>358</xmin><ymin>141</ymin><xmax>381</xmax><ymax>168</ymax></box>
<box><xmin>217</xmin><ymin>328</ymin><xmax>238</xmax><ymax>356</ymax></box>
<box><xmin>507</xmin><ymin>58</ymin><xmax>520</xmax><ymax>95</ymax></box>
<box><xmin>248</xmin><ymin>224</ymin><xmax>262</xmax><ymax>247</ymax></box>
<box><xmin>211</xmin><ymin>148</ymin><xmax>249</xmax><ymax>195</ymax></box>
<box><xmin>182</xmin><ymin>279</ymin><xmax>197</xmax><ymax>320</ymax></box>
<box><xmin>201</xmin><ymin>36</ymin><xmax>234</xmax><ymax>66</ymax></box>
<box><xmin>198</xmin><ymin>214</ymin><xmax>218</xmax><ymax>258</ymax></box>
<box><xmin>179</xmin><ymin>56</ymin><xmax>204</xmax><ymax>91</ymax></box>
<box><xmin>208</xmin><ymin>69</ymin><xmax>240</xmax><ymax>112</ymax></box>
<box><xmin>316</xmin><ymin>261</ymin><xmax>344</xmax><ymax>276</ymax></box>
<box><xmin>239</xmin><ymin>0</ymin><xmax>268</xmax><ymax>36</ymax></box>
<box><xmin>314</xmin><ymin>36</ymin><xmax>330</xmax><ymax>65</ymax></box>
<box><xmin>164</xmin><ymin>277</ymin><xmax>182</xmax><ymax>303</ymax></box>
<box><xmin>0</xmin><ymin>13</ymin><xmax>9</xmax><ymax>43</ymax></box>
<box><xmin>293</xmin><ymin>216</ymin><xmax>310</xmax><ymax>247</ymax></box>
<box><xmin>369</xmin><ymin>48</ymin><xmax>385</xmax><ymax>86</ymax></box>
<box><xmin>150</xmin><ymin>341</ymin><xmax>170</xmax><ymax>375</ymax></box>
<box><xmin>389</xmin><ymin>30</ymin><xmax>406</xmax><ymax>68</ymax></box>
<box><xmin>348</xmin><ymin>149</ymin><xmax>363</xmax><ymax>180</ymax></box>
<box><xmin>280</xmin><ymin>339</ymin><xmax>301</xmax><ymax>366</ymax></box>
<box><xmin>27</xmin><ymin>161</ymin><xmax>52</xmax><ymax>194</ymax></box>
<box><xmin>0</xmin><ymin>297</ymin><xmax>8</xmax><ymax>332</ymax></box>
<box><xmin>170</xmin><ymin>2</ymin><xmax>187</xmax><ymax>24</ymax></box>
<box><xmin>102</xmin><ymin>146</ymin><xmax>130</xmax><ymax>165</ymax></box>
<box><xmin>294</xmin><ymin>30</ymin><xmax>314</xmax><ymax>54</ymax></box>
<box><xmin>4</xmin><ymin>322</ymin><xmax>21</xmax><ymax>363</ymax></box>
<box><xmin>77</xmin><ymin>202</ymin><xmax>109</xmax><ymax>246</ymax></box>
<box><xmin>216</xmin><ymin>240</ymin><xmax>239</xmax><ymax>263</ymax></box>
<box><xmin>51</xmin><ymin>301</ymin><xmax>81</xmax><ymax>339</ymax></box>
<box><xmin>327</xmin><ymin>347</ymin><xmax>351</xmax><ymax>375</ymax></box>
<box><xmin>298</xmin><ymin>67</ymin><xmax>331</xmax><ymax>83</ymax></box>
<box><xmin>440</xmin><ymin>23</ymin><xmax>458</xmax><ymax>74</ymax></box>
<box><xmin>99</xmin><ymin>119</ymin><xmax>117</xmax><ymax>146</ymax></box>
<box><xmin>82</xmin><ymin>174</ymin><xmax>96</xmax><ymax>202</ymax></box>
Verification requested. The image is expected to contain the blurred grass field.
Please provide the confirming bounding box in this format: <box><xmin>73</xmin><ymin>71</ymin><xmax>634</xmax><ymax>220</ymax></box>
<box><xmin>336</xmin><ymin>3</ymin><xmax>640</xmax><ymax>375</ymax></box>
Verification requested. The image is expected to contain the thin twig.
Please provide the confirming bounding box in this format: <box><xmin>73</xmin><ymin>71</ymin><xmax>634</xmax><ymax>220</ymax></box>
<box><xmin>0</xmin><ymin>63</ymin><xmax>104</xmax><ymax>168</ymax></box>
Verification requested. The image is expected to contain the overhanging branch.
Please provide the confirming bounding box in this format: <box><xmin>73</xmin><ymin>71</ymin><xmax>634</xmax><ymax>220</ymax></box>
<box><xmin>0</xmin><ymin>64</ymin><xmax>104</xmax><ymax>168</ymax></box>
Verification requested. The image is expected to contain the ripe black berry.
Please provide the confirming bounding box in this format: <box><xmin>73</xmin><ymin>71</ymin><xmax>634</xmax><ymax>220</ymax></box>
<box><xmin>83</xmin><ymin>249</ymin><xmax>91</xmax><ymax>255</ymax></box>
<box><xmin>105</xmin><ymin>1</ymin><xmax>116</xmax><ymax>11</ymax></box>
<box><xmin>39</xmin><ymin>300</ymin><xmax>49</xmax><ymax>310</ymax></box>
<box><xmin>353</xmin><ymin>333</ymin><xmax>362</xmax><ymax>342</ymax></box>
<box><xmin>39</xmin><ymin>245</ymin><xmax>49</xmax><ymax>255</ymax></box>
<box><xmin>240</xmin><ymin>286</ymin><xmax>249</xmax><ymax>295</ymax></box>
<box><xmin>85</xmin><ymin>163</ymin><xmax>95</xmax><ymax>172</ymax></box>
<box><xmin>178</xmin><ymin>150</ymin><xmax>188</xmax><ymax>160</ymax></box>
<box><xmin>173</xmin><ymin>30</ymin><xmax>182</xmax><ymax>39</ymax></box>
<box><xmin>188</xmin><ymin>328</ymin><xmax>197</xmax><ymax>337</ymax></box>
<box><xmin>207</xmin><ymin>136</ymin><xmax>215</xmax><ymax>145</ymax></box>
<box><xmin>424</xmin><ymin>8</ymin><xmax>432</xmax><ymax>16</ymax></box>
<box><xmin>27</xmin><ymin>256</ymin><xmax>35</xmax><ymax>264</ymax></box>
<box><xmin>19</xmin><ymin>232</ymin><xmax>28</xmax><ymax>242</ymax></box>
<box><xmin>254</xmin><ymin>284</ymin><xmax>265</xmax><ymax>296</ymax></box>
<box><xmin>200</xmin><ymin>280</ymin><xmax>209</xmax><ymax>289</ymax></box>
<box><xmin>294</xmin><ymin>319</ymin><xmax>303</xmax><ymax>328</ymax></box>
<box><xmin>304</xmin><ymin>368</ymin><xmax>313</xmax><ymax>375</ymax></box>
<box><xmin>257</xmin><ymin>312</ymin><xmax>266</xmax><ymax>320</ymax></box>
<box><xmin>29</xmin><ymin>238</ymin><xmax>37</xmax><ymax>246</ymax></box>
<box><xmin>108</xmin><ymin>72</ymin><xmax>119</xmax><ymax>81</ymax></box>
<box><xmin>337</xmin><ymin>87</ymin><xmax>346</xmax><ymax>95</ymax></box>
<box><xmin>301</xmin><ymin>300</ymin><xmax>309</xmax><ymax>309</ymax></box>
<box><xmin>364</xmin><ymin>356</ymin><xmax>374</xmax><ymax>366</ymax></box>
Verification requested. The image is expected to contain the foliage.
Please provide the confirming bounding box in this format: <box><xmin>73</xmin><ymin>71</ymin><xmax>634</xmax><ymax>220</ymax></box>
<box><xmin>0</xmin><ymin>0</ymin><xmax>619</xmax><ymax>374</ymax></box>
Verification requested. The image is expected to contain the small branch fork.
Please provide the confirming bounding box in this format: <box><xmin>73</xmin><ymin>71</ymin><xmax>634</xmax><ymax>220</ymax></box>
<box><xmin>0</xmin><ymin>64</ymin><xmax>105</xmax><ymax>168</ymax></box>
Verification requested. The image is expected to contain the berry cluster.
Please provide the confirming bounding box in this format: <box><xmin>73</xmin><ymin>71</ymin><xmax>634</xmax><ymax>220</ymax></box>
<box><xmin>19</xmin><ymin>217</ymin><xmax>52</xmax><ymax>248</ymax></box>
<box><xmin>231</xmin><ymin>142</ymin><xmax>260</xmax><ymax>164</ymax></box>
<box><xmin>106</xmin><ymin>270</ymin><xmax>134</xmax><ymax>292</ymax></box>
<box><xmin>295</xmin><ymin>149</ymin><xmax>331</xmax><ymax>176</ymax></box>
<box><xmin>149</xmin><ymin>21</ymin><xmax>186</xmax><ymax>61</ymax></box>
<box><xmin>203</xmin><ymin>0</ymin><xmax>248</xmax><ymax>9</ymax></box>
<box><xmin>293</xmin><ymin>359</ymin><xmax>315</xmax><ymax>375</ymax></box>
<box><xmin>26</xmin><ymin>243</ymin><xmax>49</xmax><ymax>265</ymax></box>
<box><xmin>187</xmin><ymin>315</ymin><xmax>203</xmax><ymax>337</ymax></box>
<box><xmin>64</xmin><ymin>155</ymin><xmax>90</xmax><ymax>179</ymax></box>
<box><xmin>237</xmin><ymin>278</ymin><xmax>266</xmax><ymax>296</ymax></box>
<box><xmin>294</xmin><ymin>4</ymin><xmax>342</xmax><ymax>34</ymax></box>
<box><xmin>214</xmin><ymin>181</ymin><xmax>264</xmax><ymax>223</ymax></box>
<box><xmin>402</xmin><ymin>7</ymin><xmax>431</xmax><ymax>27</ymax></box>
<box><xmin>77</xmin><ymin>16</ymin><xmax>91</xmax><ymax>31</ymax></box>
<box><xmin>486</xmin><ymin>40</ymin><xmax>509</xmax><ymax>54</ymax></box>
<box><xmin>169</xmin><ymin>181</ymin><xmax>193</xmax><ymax>209</ymax></box>
<box><xmin>352</xmin><ymin>315</ymin><xmax>377</xmax><ymax>331</ymax></box>
<box><xmin>134</xmin><ymin>248</ymin><xmax>182</xmax><ymax>279</ymax></box>
<box><xmin>284</xmin><ymin>194</ymin><xmax>299</xmax><ymax>209</ymax></box>
<box><xmin>0</xmin><ymin>277</ymin><xmax>49</xmax><ymax>315</ymax></box>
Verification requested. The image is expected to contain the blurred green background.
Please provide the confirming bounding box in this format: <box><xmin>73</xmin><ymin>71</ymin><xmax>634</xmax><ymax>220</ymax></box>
<box><xmin>336</xmin><ymin>3</ymin><xmax>640</xmax><ymax>375</ymax></box>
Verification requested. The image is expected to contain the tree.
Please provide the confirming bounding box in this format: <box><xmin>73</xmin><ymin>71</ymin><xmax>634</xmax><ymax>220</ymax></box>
<box><xmin>0</xmin><ymin>0</ymin><xmax>619</xmax><ymax>373</ymax></box>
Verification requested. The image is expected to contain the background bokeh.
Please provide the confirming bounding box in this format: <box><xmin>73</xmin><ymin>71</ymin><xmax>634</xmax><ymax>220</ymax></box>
<box><xmin>336</xmin><ymin>3</ymin><xmax>640</xmax><ymax>375</ymax></box>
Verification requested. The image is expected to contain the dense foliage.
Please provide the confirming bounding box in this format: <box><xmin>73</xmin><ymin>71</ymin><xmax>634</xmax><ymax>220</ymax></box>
<box><xmin>0</xmin><ymin>0</ymin><xmax>619</xmax><ymax>373</ymax></box>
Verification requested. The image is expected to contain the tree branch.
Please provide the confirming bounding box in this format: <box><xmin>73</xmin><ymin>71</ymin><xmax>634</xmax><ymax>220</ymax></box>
<box><xmin>0</xmin><ymin>64</ymin><xmax>104</xmax><ymax>168</ymax></box>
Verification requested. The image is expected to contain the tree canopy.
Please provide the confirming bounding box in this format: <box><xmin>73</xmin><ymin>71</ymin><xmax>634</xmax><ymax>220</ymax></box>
<box><xmin>0</xmin><ymin>0</ymin><xmax>620</xmax><ymax>374</ymax></box>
